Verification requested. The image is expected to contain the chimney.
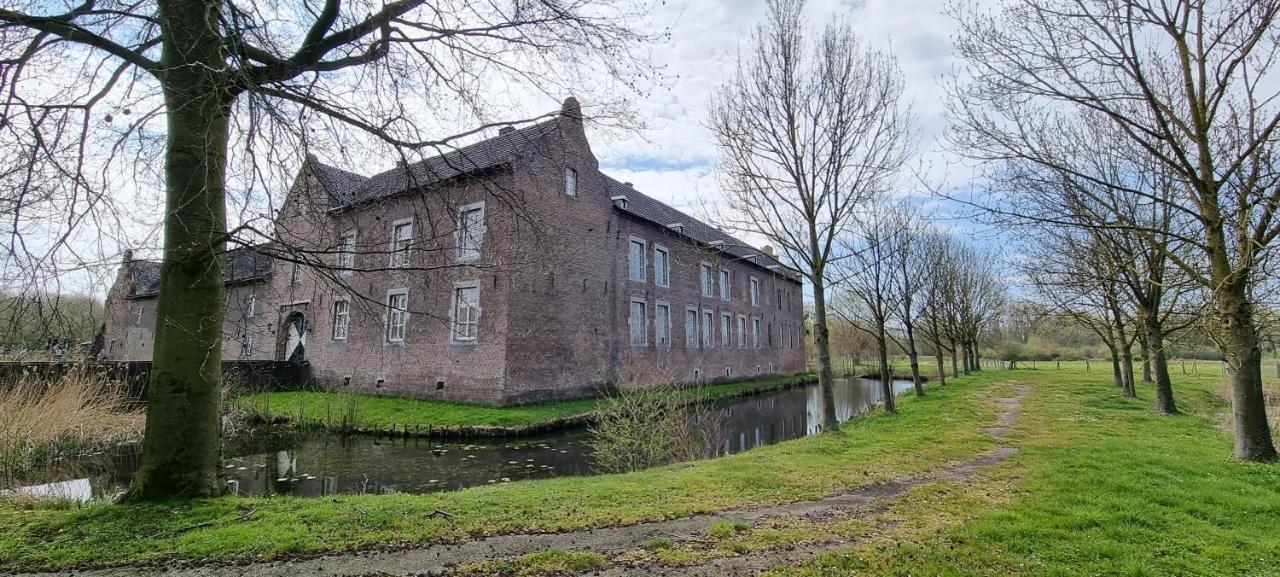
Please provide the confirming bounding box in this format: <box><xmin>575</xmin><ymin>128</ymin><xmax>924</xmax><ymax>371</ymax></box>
<box><xmin>561</xmin><ymin>96</ymin><xmax>582</xmax><ymax>121</ymax></box>
<box><xmin>499</xmin><ymin>126</ymin><xmax>515</xmax><ymax>135</ymax></box>
<box><xmin>122</xmin><ymin>249</ymin><xmax>133</xmax><ymax>265</ymax></box>
<box><xmin>624</xmin><ymin>182</ymin><xmax>633</xmax><ymax>188</ymax></box>
<box><xmin>762</xmin><ymin>245</ymin><xmax>775</xmax><ymax>257</ymax></box>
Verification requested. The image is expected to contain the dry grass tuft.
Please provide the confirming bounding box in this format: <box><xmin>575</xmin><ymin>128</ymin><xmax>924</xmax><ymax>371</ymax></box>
<box><xmin>0</xmin><ymin>367</ymin><xmax>144</xmax><ymax>480</ymax></box>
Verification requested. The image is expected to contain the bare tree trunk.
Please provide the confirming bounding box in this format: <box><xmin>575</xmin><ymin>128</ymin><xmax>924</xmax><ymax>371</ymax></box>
<box><xmin>904</xmin><ymin>321</ymin><xmax>924</xmax><ymax>396</ymax></box>
<box><xmin>812</xmin><ymin>273</ymin><xmax>840</xmax><ymax>432</ymax></box>
<box><xmin>132</xmin><ymin>1</ymin><xmax>232</xmax><ymax>499</ymax></box>
<box><xmin>1141</xmin><ymin>306</ymin><xmax>1177</xmax><ymax>414</ymax></box>
<box><xmin>1107</xmin><ymin>341</ymin><xmax>1123</xmax><ymax>389</ymax></box>
<box><xmin>961</xmin><ymin>341</ymin><xmax>972</xmax><ymax>375</ymax></box>
<box><xmin>949</xmin><ymin>338</ymin><xmax>960</xmax><ymax>378</ymax></box>
<box><xmin>1120</xmin><ymin>342</ymin><xmax>1136</xmax><ymax>398</ymax></box>
<box><xmin>876</xmin><ymin>328</ymin><xmax>896</xmax><ymax>413</ymax></box>
<box><xmin>1219</xmin><ymin>281</ymin><xmax>1277</xmax><ymax>461</ymax></box>
<box><xmin>1139</xmin><ymin>330</ymin><xmax>1153</xmax><ymax>384</ymax></box>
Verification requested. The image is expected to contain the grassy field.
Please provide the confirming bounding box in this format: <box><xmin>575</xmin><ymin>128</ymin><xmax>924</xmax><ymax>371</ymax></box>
<box><xmin>767</xmin><ymin>361</ymin><xmax>1280</xmax><ymax>577</ymax></box>
<box><xmin>231</xmin><ymin>373</ymin><xmax>816</xmax><ymax>433</ymax></box>
<box><xmin>1</xmin><ymin>362</ymin><xmax>1277</xmax><ymax>573</ymax></box>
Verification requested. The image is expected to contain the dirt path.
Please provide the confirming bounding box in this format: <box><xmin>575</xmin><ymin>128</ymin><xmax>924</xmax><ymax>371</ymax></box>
<box><xmin>17</xmin><ymin>385</ymin><xmax>1032</xmax><ymax>577</ymax></box>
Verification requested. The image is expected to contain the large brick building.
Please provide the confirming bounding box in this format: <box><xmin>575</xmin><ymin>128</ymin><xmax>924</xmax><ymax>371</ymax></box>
<box><xmin>103</xmin><ymin>99</ymin><xmax>807</xmax><ymax>404</ymax></box>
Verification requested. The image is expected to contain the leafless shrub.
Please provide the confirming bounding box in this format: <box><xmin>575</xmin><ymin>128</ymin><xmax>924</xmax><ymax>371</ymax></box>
<box><xmin>589</xmin><ymin>384</ymin><xmax>725</xmax><ymax>474</ymax></box>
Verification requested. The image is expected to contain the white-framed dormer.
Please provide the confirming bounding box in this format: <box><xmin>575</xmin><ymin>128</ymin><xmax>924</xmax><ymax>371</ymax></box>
<box><xmin>455</xmin><ymin>201</ymin><xmax>486</xmax><ymax>264</ymax></box>
<box><xmin>628</xmin><ymin>236</ymin><xmax>647</xmax><ymax>283</ymax></box>
<box><xmin>653</xmin><ymin>243</ymin><xmax>670</xmax><ymax>287</ymax></box>
<box><xmin>451</xmin><ymin>280</ymin><xmax>481</xmax><ymax>344</ymax></box>
<box><xmin>389</xmin><ymin>217</ymin><xmax>413</xmax><ymax>268</ymax></box>
<box><xmin>385</xmin><ymin>287</ymin><xmax>409</xmax><ymax>343</ymax></box>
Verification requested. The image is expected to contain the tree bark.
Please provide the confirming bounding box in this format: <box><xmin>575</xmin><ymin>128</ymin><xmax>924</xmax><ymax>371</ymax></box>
<box><xmin>1120</xmin><ymin>343</ymin><xmax>1136</xmax><ymax>398</ymax></box>
<box><xmin>1142</xmin><ymin>306</ymin><xmax>1177</xmax><ymax>414</ymax></box>
<box><xmin>811</xmin><ymin>273</ymin><xmax>840</xmax><ymax>432</ymax></box>
<box><xmin>876</xmin><ymin>328</ymin><xmax>896</xmax><ymax>413</ymax></box>
<box><xmin>1107</xmin><ymin>341</ymin><xmax>1123</xmax><ymax>389</ymax></box>
<box><xmin>949</xmin><ymin>338</ymin><xmax>959</xmax><ymax>378</ymax></box>
<box><xmin>1218</xmin><ymin>281</ymin><xmax>1277</xmax><ymax>461</ymax></box>
<box><xmin>904</xmin><ymin>320</ymin><xmax>924</xmax><ymax>396</ymax></box>
<box><xmin>132</xmin><ymin>0</ymin><xmax>233</xmax><ymax>500</ymax></box>
<box><xmin>1139</xmin><ymin>330</ymin><xmax>1153</xmax><ymax>384</ymax></box>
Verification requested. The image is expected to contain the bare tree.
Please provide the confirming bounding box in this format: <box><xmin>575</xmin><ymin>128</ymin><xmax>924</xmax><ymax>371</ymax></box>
<box><xmin>831</xmin><ymin>201</ymin><xmax>907</xmax><ymax>413</ymax></box>
<box><xmin>709</xmin><ymin>0</ymin><xmax>912</xmax><ymax>431</ymax></box>
<box><xmin>949</xmin><ymin>0</ymin><xmax>1280</xmax><ymax>460</ymax></box>
<box><xmin>0</xmin><ymin>0</ymin><xmax>656</xmax><ymax>498</ymax></box>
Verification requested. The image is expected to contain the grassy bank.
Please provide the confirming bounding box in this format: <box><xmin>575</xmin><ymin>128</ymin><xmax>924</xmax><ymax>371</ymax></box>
<box><xmin>2</xmin><ymin>363</ymin><xmax>1277</xmax><ymax>573</ymax></box>
<box><xmin>767</xmin><ymin>362</ymin><xmax>1280</xmax><ymax>577</ymax></box>
<box><xmin>0</xmin><ymin>371</ymin><xmax>997</xmax><ymax>570</ymax></box>
<box><xmin>231</xmin><ymin>373</ymin><xmax>817</xmax><ymax>435</ymax></box>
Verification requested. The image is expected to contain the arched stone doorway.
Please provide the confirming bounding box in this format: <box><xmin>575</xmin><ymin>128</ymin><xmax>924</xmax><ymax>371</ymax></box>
<box><xmin>280</xmin><ymin>311</ymin><xmax>306</xmax><ymax>362</ymax></box>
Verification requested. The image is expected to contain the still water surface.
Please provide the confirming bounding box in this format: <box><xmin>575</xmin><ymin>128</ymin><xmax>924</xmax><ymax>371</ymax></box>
<box><xmin>11</xmin><ymin>377</ymin><xmax>912</xmax><ymax>501</ymax></box>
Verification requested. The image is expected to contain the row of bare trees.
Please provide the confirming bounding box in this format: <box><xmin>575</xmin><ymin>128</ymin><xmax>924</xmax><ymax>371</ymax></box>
<box><xmin>830</xmin><ymin>201</ymin><xmax>1005</xmax><ymax>413</ymax></box>
<box><xmin>946</xmin><ymin>0</ymin><xmax>1280</xmax><ymax>461</ymax></box>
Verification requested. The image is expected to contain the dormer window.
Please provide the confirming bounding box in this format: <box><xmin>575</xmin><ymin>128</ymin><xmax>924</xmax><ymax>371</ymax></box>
<box><xmin>610</xmin><ymin>195</ymin><xmax>629</xmax><ymax>209</ymax></box>
<box><xmin>565</xmin><ymin>167</ymin><xmax>578</xmax><ymax>197</ymax></box>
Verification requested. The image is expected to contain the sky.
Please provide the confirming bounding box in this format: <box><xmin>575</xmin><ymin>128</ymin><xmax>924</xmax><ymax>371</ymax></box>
<box><xmin>592</xmin><ymin>0</ymin><xmax>966</xmax><ymax>221</ymax></box>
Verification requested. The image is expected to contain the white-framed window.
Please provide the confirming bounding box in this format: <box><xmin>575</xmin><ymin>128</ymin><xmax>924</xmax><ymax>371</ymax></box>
<box><xmin>452</xmin><ymin>283</ymin><xmax>481</xmax><ymax>342</ymax></box>
<box><xmin>720</xmin><ymin>312</ymin><xmax>732</xmax><ymax>348</ymax></box>
<box><xmin>749</xmin><ymin>277</ymin><xmax>760</xmax><ymax>306</ymax></box>
<box><xmin>565</xmin><ymin>167</ymin><xmax>578</xmax><ymax>197</ymax></box>
<box><xmin>390</xmin><ymin>219</ymin><xmax>413</xmax><ymax>268</ymax></box>
<box><xmin>655</xmin><ymin>302</ymin><xmax>671</xmax><ymax>348</ymax></box>
<box><xmin>777</xmin><ymin>287</ymin><xmax>784</xmax><ymax>310</ymax></box>
<box><xmin>240</xmin><ymin>333</ymin><xmax>254</xmax><ymax>356</ymax></box>
<box><xmin>135</xmin><ymin>305</ymin><xmax>144</xmax><ymax>326</ymax></box>
<box><xmin>629</xmin><ymin>298</ymin><xmax>648</xmax><ymax>346</ymax></box>
<box><xmin>337</xmin><ymin>230</ymin><xmax>356</xmax><ymax>273</ymax></box>
<box><xmin>654</xmin><ymin>245</ymin><xmax>670</xmax><ymax>287</ymax></box>
<box><xmin>752</xmin><ymin>317</ymin><xmax>761</xmax><ymax>348</ymax></box>
<box><xmin>386</xmin><ymin>289</ymin><xmax>408</xmax><ymax>343</ymax></box>
<box><xmin>737</xmin><ymin>315</ymin><xmax>747</xmax><ymax>348</ymax></box>
<box><xmin>719</xmin><ymin>268</ymin><xmax>731</xmax><ymax>300</ymax></box>
<box><xmin>628</xmin><ymin>237</ymin><xmax>647</xmax><ymax>282</ymax></box>
<box><xmin>290</xmin><ymin>261</ymin><xmax>301</xmax><ymax>285</ymax></box>
<box><xmin>700</xmin><ymin>262</ymin><xmax>714</xmax><ymax>296</ymax></box>
<box><xmin>246</xmin><ymin>294</ymin><xmax>256</xmax><ymax>318</ymax></box>
<box><xmin>332</xmin><ymin>299</ymin><xmax>349</xmax><ymax>341</ymax></box>
<box><xmin>684</xmin><ymin>307</ymin><xmax>698</xmax><ymax>349</ymax></box>
<box><xmin>702</xmin><ymin>309</ymin><xmax>715</xmax><ymax>348</ymax></box>
<box><xmin>456</xmin><ymin>202</ymin><xmax>485</xmax><ymax>263</ymax></box>
<box><xmin>725</xmin><ymin>366</ymin><xmax>732</xmax><ymax>377</ymax></box>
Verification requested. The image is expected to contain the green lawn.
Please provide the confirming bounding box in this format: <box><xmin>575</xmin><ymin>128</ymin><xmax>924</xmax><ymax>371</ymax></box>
<box><xmin>0</xmin><ymin>371</ymin><xmax>997</xmax><ymax>571</ymax></box>
<box><xmin>768</xmin><ymin>362</ymin><xmax>1280</xmax><ymax>577</ymax></box>
<box><xmin>231</xmin><ymin>373</ymin><xmax>817</xmax><ymax>432</ymax></box>
<box><xmin>2</xmin><ymin>363</ymin><xmax>1277</xmax><ymax>574</ymax></box>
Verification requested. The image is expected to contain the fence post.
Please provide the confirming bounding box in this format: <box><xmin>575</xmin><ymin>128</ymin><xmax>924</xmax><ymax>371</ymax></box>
<box><xmin>1085</xmin><ymin>359</ymin><xmax>1090</xmax><ymax>371</ymax></box>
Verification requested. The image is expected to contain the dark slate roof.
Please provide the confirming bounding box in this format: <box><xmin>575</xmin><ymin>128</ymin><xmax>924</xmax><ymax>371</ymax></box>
<box><xmin>309</xmin><ymin>159</ymin><xmax>370</xmax><ymax>202</ymax></box>
<box><xmin>126</xmin><ymin>246</ymin><xmax>273</xmax><ymax>298</ymax></box>
<box><xmin>604</xmin><ymin>176</ymin><xmax>802</xmax><ymax>282</ymax></box>
<box><xmin>330</xmin><ymin>120</ymin><xmax>562</xmax><ymax>206</ymax></box>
